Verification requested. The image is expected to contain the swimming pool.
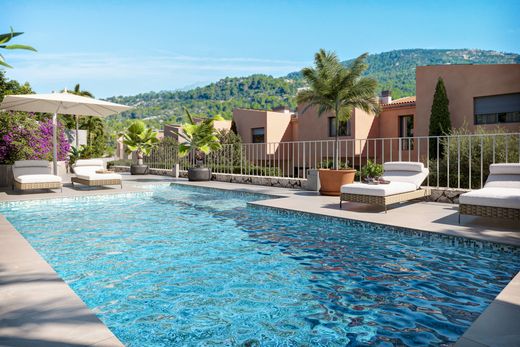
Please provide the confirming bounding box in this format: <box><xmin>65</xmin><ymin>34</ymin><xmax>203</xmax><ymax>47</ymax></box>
<box><xmin>1</xmin><ymin>184</ymin><xmax>518</xmax><ymax>346</ymax></box>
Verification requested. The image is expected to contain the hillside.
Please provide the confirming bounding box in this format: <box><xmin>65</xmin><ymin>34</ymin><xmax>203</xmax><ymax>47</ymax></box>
<box><xmin>105</xmin><ymin>49</ymin><xmax>519</xmax><ymax>132</ymax></box>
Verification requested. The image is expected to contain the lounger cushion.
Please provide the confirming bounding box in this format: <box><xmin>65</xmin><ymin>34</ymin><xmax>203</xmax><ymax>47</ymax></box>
<box><xmin>75</xmin><ymin>159</ymin><xmax>104</xmax><ymax>167</ymax></box>
<box><xmin>13</xmin><ymin>160</ymin><xmax>50</xmax><ymax>168</ymax></box>
<box><xmin>75</xmin><ymin>173</ymin><xmax>122</xmax><ymax>181</ymax></box>
<box><xmin>15</xmin><ymin>174</ymin><xmax>62</xmax><ymax>184</ymax></box>
<box><xmin>484</xmin><ymin>175</ymin><xmax>520</xmax><ymax>189</ymax></box>
<box><xmin>13</xmin><ymin>160</ymin><xmax>53</xmax><ymax>177</ymax></box>
<box><xmin>459</xmin><ymin>188</ymin><xmax>520</xmax><ymax>209</ymax></box>
<box><xmin>383</xmin><ymin>161</ymin><xmax>424</xmax><ymax>172</ymax></box>
<box><xmin>489</xmin><ymin>163</ymin><xmax>520</xmax><ymax>175</ymax></box>
<box><xmin>73</xmin><ymin>159</ymin><xmax>105</xmax><ymax>177</ymax></box>
<box><xmin>341</xmin><ymin>182</ymin><xmax>417</xmax><ymax>197</ymax></box>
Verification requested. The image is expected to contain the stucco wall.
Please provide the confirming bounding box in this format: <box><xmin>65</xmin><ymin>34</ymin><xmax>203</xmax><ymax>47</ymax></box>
<box><xmin>416</xmin><ymin>64</ymin><xmax>520</xmax><ymax>137</ymax></box>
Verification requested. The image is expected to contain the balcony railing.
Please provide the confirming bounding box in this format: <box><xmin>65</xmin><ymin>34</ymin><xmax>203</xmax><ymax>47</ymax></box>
<box><xmin>144</xmin><ymin>133</ymin><xmax>520</xmax><ymax>190</ymax></box>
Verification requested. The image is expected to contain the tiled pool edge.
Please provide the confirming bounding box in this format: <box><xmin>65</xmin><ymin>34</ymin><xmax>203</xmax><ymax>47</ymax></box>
<box><xmin>0</xmin><ymin>215</ymin><xmax>124</xmax><ymax>347</ymax></box>
<box><xmin>247</xmin><ymin>203</ymin><xmax>520</xmax><ymax>252</ymax></box>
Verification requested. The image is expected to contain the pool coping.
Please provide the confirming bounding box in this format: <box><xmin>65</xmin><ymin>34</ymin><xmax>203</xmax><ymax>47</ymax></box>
<box><xmin>0</xmin><ymin>214</ymin><xmax>124</xmax><ymax>346</ymax></box>
<box><xmin>1</xmin><ymin>179</ymin><xmax>519</xmax><ymax>346</ymax></box>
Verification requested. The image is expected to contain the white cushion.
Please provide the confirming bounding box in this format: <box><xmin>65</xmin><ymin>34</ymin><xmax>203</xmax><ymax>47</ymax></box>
<box><xmin>383</xmin><ymin>161</ymin><xmax>424</xmax><ymax>172</ymax></box>
<box><xmin>489</xmin><ymin>163</ymin><xmax>520</xmax><ymax>175</ymax></box>
<box><xmin>76</xmin><ymin>173</ymin><xmax>122</xmax><ymax>181</ymax></box>
<box><xmin>73</xmin><ymin>166</ymin><xmax>101</xmax><ymax>176</ymax></box>
<box><xmin>341</xmin><ymin>182</ymin><xmax>417</xmax><ymax>197</ymax></box>
<box><xmin>13</xmin><ymin>161</ymin><xmax>52</xmax><ymax>177</ymax></box>
<box><xmin>382</xmin><ymin>168</ymin><xmax>429</xmax><ymax>189</ymax></box>
<box><xmin>459</xmin><ymin>188</ymin><xmax>520</xmax><ymax>209</ymax></box>
<box><xmin>484</xmin><ymin>174</ymin><xmax>520</xmax><ymax>189</ymax></box>
<box><xmin>15</xmin><ymin>174</ymin><xmax>62</xmax><ymax>184</ymax></box>
<box><xmin>13</xmin><ymin>160</ymin><xmax>50</xmax><ymax>168</ymax></box>
<box><xmin>73</xmin><ymin>159</ymin><xmax>105</xmax><ymax>177</ymax></box>
<box><xmin>75</xmin><ymin>159</ymin><xmax>104</xmax><ymax>167</ymax></box>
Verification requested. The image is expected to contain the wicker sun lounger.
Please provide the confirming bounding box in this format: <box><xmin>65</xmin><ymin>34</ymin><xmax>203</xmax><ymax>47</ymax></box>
<box><xmin>71</xmin><ymin>159</ymin><xmax>122</xmax><ymax>189</ymax></box>
<box><xmin>459</xmin><ymin>163</ymin><xmax>520</xmax><ymax>222</ymax></box>
<box><xmin>12</xmin><ymin>160</ymin><xmax>62</xmax><ymax>192</ymax></box>
<box><xmin>340</xmin><ymin>162</ymin><xmax>430</xmax><ymax>212</ymax></box>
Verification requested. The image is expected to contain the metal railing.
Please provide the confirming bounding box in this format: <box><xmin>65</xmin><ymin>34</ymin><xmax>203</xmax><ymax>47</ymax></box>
<box><xmin>144</xmin><ymin>133</ymin><xmax>520</xmax><ymax>189</ymax></box>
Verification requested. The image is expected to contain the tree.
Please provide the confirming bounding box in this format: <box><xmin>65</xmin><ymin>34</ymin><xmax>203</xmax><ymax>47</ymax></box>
<box><xmin>428</xmin><ymin>77</ymin><xmax>451</xmax><ymax>158</ymax></box>
<box><xmin>69</xmin><ymin>83</ymin><xmax>94</xmax><ymax>98</ymax></box>
<box><xmin>297</xmin><ymin>49</ymin><xmax>380</xmax><ymax>169</ymax></box>
<box><xmin>0</xmin><ymin>71</ymin><xmax>32</xmax><ymax>97</ymax></box>
<box><xmin>0</xmin><ymin>27</ymin><xmax>36</xmax><ymax>68</ymax></box>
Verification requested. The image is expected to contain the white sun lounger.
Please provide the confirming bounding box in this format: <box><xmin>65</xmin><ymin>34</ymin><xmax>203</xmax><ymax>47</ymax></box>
<box><xmin>12</xmin><ymin>160</ymin><xmax>62</xmax><ymax>192</ymax></box>
<box><xmin>72</xmin><ymin>159</ymin><xmax>122</xmax><ymax>188</ymax></box>
<box><xmin>340</xmin><ymin>161</ymin><xmax>430</xmax><ymax>212</ymax></box>
<box><xmin>459</xmin><ymin>163</ymin><xmax>520</xmax><ymax>222</ymax></box>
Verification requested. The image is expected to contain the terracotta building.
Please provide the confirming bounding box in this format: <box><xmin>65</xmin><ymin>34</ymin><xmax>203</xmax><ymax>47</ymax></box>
<box><xmin>232</xmin><ymin>64</ymin><xmax>520</xmax><ymax>167</ymax></box>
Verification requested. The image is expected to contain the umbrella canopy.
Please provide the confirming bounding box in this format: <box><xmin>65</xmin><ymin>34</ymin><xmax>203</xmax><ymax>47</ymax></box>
<box><xmin>0</xmin><ymin>92</ymin><xmax>131</xmax><ymax>116</ymax></box>
<box><xmin>0</xmin><ymin>92</ymin><xmax>132</xmax><ymax>175</ymax></box>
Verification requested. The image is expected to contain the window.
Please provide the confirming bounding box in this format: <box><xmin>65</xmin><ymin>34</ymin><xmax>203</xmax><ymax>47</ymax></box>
<box><xmin>328</xmin><ymin>117</ymin><xmax>351</xmax><ymax>137</ymax></box>
<box><xmin>251</xmin><ymin>127</ymin><xmax>265</xmax><ymax>143</ymax></box>
<box><xmin>399</xmin><ymin>115</ymin><xmax>414</xmax><ymax>150</ymax></box>
<box><xmin>474</xmin><ymin>93</ymin><xmax>520</xmax><ymax>125</ymax></box>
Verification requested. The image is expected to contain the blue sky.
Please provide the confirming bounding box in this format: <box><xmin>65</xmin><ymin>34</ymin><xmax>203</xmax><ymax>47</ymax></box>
<box><xmin>2</xmin><ymin>0</ymin><xmax>519</xmax><ymax>98</ymax></box>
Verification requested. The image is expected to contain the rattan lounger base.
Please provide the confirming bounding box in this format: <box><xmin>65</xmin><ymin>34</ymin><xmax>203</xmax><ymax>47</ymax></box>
<box><xmin>14</xmin><ymin>181</ymin><xmax>62</xmax><ymax>192</ymax></box>
<box><xmin>459</xmin><ymin>204</ymin><xmax>520</xmax><ymax>222</ymax></box>
<box><xmin>71</xmin><ymin>177</ymin><xmax>122</xmax><ymax>188</ymax></box>
<box><xmin>340</xmin><ymin>188</ymin><xmax>431</xmax><ymax>212</ymax></box>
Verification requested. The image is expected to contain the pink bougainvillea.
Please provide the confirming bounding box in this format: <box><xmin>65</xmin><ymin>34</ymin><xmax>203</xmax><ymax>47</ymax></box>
<box><xmin>0</xmin><ymin>113</ymin><xmax>71</xmax><ymax>164</ymax></box>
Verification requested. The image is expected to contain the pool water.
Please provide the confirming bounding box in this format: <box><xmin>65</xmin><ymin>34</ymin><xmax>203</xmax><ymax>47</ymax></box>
<box><xmin>1</xmin><ymin>184</ymin><xmax>519</xmax><ymax>346</ymax></box>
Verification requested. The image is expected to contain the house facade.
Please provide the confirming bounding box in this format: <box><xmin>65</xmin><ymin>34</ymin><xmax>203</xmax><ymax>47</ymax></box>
<box><xmin>232</xmin><ymin>64</ymin><xmax>520</xmax><ymax>168</ymax></box>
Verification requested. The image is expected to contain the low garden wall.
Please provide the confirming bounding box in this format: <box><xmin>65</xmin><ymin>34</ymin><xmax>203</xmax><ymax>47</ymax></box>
<box><xmin>111</xmin><ymin>165</ymin><xmax>467</xmax><ymax>202</ymax></box>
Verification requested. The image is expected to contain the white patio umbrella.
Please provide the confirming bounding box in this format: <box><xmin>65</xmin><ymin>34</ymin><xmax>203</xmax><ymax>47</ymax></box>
<box><xmin>0</xmin><ymin>91</ymin><xmax>132</xmax><ymax>174</ymax></box>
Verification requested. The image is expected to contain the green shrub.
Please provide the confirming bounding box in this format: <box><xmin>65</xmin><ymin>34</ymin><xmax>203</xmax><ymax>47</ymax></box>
<box><xmin>429</xmin><ymin>128</ymin><xmax>519</xmax><ymax>189</ymax></box>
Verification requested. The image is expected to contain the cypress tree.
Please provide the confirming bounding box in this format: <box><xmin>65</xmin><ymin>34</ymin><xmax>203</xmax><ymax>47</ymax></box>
<box><xmin>429</xmin><ymin>77</ymin><xmax>451</xmax><ymax>158</ymax></box>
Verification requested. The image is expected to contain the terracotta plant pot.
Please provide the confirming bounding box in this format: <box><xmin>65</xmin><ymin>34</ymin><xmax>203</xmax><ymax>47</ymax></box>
<box><xmin>318</xmin><ymin>169</ymin><xmax>356</xmax><ymax>196</ymax></box>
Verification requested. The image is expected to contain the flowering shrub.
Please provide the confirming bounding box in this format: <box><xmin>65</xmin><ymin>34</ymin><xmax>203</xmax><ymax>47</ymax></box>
<box><xmin>0</xmin><ymin>112</ymin><xmax>71</xmax><ymax>164</ymax></box>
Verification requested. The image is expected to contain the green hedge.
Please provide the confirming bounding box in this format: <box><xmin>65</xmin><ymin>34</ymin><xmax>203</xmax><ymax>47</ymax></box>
<box><xmin>429</xmin><ymin>130</ymin><xmax>519</xmax><ymax>189</ymax></box>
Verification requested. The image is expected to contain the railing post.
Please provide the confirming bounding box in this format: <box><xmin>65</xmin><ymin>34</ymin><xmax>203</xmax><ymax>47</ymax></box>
<box><xmin>303</xmin><ymin>142</ymin><xmax>307</xmax><ymax>179</ymax></box>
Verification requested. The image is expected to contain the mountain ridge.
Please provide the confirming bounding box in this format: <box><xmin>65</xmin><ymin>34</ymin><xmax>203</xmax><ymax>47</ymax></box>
<box><xmin>104</xmin><ymin>48</ymin><xmax>519</xmax><ymax>132</ymax></box>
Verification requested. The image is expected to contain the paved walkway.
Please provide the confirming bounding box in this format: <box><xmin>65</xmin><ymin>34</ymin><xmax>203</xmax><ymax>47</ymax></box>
<box><xmin>0</xmin><ymin>175</ymin><xmax>519</xmax><ymax>346</ymax></box>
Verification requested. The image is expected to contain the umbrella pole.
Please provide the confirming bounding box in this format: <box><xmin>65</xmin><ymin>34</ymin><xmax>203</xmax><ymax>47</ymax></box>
<box><xmin>53</xmin><ymin>112</ymin><xmax>58</xmax><ymax>175</ymax></box>
<box><xmin>75</xmin><ymin>115</ymin><xmax>79</xmax><ymax>148</ymax></box>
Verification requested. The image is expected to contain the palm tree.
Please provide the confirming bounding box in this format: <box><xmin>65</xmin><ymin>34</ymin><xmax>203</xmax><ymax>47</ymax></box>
<box><xmin>65</xmin><ymin>83</ymin><xmax>97</xmax><ymax>149</ymax></box>
<box><xmin>297</xmin><ymin>49</ymin><xmax>380</xmax><ymax>169</ymax></box>
<box><xmin>83</xmin><ymin>116</ymin><xmax>105</xmax><ymax>148</ymax></box>
<box><xmin>70</xmin><ymin>83</ymin><xmax>94</xmax><ymax>98</ymax></box>
<box><xmin>0</xmin><ymin>27</ymin><xmax>36</xmax><ymax>68</ymax></box>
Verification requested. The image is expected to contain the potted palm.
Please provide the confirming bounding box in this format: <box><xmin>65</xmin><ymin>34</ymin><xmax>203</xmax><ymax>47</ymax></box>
<box><xmin>121</xmin><ymin>120</ymin><xmax>159</xmax><ymax>175</ymax></box>
<box><xmin>297</xmin><ymin>50</ymin><xmax>380</xmax><ymax>195</ymax></box>
<box><xmin>175</xmin><ymin>108</ymin><xmax>223</xmax><ymax>181</ymax></box>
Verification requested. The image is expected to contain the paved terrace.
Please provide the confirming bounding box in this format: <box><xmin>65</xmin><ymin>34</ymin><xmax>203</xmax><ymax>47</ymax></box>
<box><xmin>0</xmin><ymin>173</ymin><xmax>519</xmax><ymax>346</ymax></box>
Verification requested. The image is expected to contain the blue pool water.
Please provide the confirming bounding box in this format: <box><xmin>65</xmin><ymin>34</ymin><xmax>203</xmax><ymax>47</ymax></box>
<box><xmin>1</xmin><ymin>184</ymin><xmax>519</xmax><ymax>346</ymax></box>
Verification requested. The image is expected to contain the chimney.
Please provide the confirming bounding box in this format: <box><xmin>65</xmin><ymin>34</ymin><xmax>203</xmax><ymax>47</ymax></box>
<box><xmin>380</xmin><ymin>90</ymin><xmax>392</xmax><ymax>104</ymax></box>
<box><xmin>272</xmin><ymin>106</ymin><xmax>291</xmax><ymax>114</ymax></box>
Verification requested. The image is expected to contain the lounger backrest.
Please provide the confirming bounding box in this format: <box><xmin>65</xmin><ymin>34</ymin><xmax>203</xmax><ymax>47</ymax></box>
<box><xmin>382</xmin><ymin>161</ymin><xmax>429</xmax><ymax>188</ymax></box>
<box><xmin>12</xmin><ymin>160</ymin><xmax>51</xmax><ymax>177</ymax></box>
<box><xmin>73</xmin><ymin>159</ymin><xmax>104</xmax><ymax>176</ymax></box>
<box><xmin>484</xmin><ymin>163</ymin><xmax>520</xmax><ymax>189</ymax></box>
